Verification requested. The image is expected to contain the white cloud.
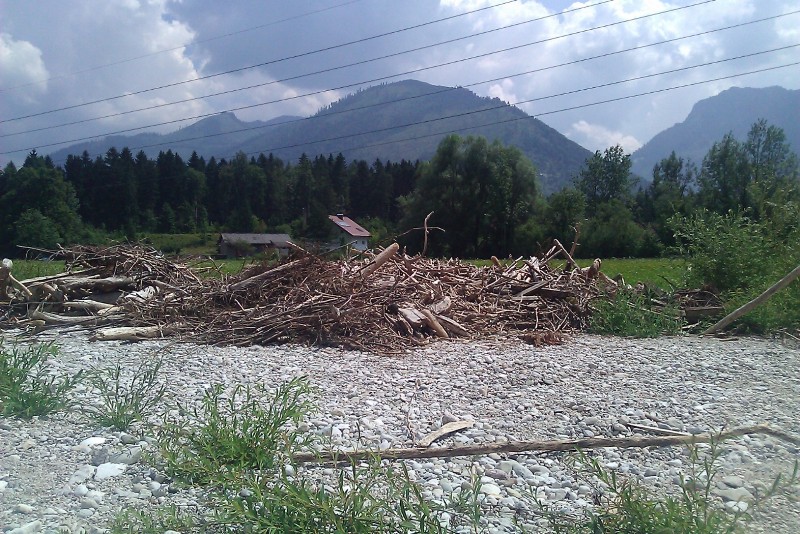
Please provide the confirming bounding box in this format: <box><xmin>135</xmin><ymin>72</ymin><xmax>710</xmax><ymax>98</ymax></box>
<box><xmin>0</xmin><ymin>33</ymin><xmax>49</xmax><ymax>96</ymax></box>
<box><xmin>570</xmin><ymin>120</ymin><xmax>642</xmax><ymax>153</ymax></box>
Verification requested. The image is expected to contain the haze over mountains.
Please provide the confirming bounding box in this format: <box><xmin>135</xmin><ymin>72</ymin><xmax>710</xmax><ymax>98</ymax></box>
<box><xmin>47</xmin><ymin>81</ymin><xmax>799</xmax><ymax>195</ymax></box>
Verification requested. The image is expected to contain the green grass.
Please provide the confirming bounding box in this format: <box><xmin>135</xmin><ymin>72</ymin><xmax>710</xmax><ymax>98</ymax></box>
<box><xmin>8</xmin><ymin>260</ymin><xmax>66</xmax><ymax>280</ymax></box>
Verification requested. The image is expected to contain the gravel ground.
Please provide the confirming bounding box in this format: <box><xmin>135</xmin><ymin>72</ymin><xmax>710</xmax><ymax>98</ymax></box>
<box><xmin>1</xmin><ymin>330</ymin><xmax>799</xmax><ymax>533</ymax></box>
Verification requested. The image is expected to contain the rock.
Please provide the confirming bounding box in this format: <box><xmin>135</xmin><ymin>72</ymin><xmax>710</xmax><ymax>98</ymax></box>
<box><xmin>480</xmin><ymin>483</ymin><xmax>502</xmax><ymax>496</ymax></box>
<box><xmin>110</xmin><ymin>447</ymin><xmax>142</xmax><ymax>465</ymax></box>
<box><xmin>80</xmin><ymin>437</ymin><xmax>106</xmax><ymax>447</ymax></box>
<box><xmin>69</xmin><ymin>465</ymin><xmax>96</xmax><ymax>484</ymax></box>
<box><xmin>95</xmin><ymin>463</ymin><xmax>127</xmax><ymax>480</ymax></box>
<box><xmin>14</xmin><ymin>503</ymin><xmax>35</xmax><ymax>514</ymax></box>
<box><xmin>442</xmin><ymin>412</ymin><xmax>458</xmax><ymax>424</ymax></box>
<box><xmin>714</xmin><ymin>487</ymin><xmax>754</xmax><ymax>503</ymax></box>
<box><xmin>721</xmin><ymin>475</ymin><xmax>745</xmax><ymax>489</ymax></box>
<box><xmin>8</xmin><ymin>521</ymin><xmax>42</xmax><ymax>534</ymax></box>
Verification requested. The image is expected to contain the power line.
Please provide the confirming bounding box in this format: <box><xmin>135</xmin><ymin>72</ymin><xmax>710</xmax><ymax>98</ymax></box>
<box><xmin>0</xmin><ymin>0</ymin><xmax>367</xmax><ymax>93</ymax></box>
<box><xmin>236</xmin><ymin>62</ymin><xmax>799</xmax><ymax>161</ymax></box>
<box><xmin>5</xmin><ymin>8</ymin><xmax>794</xmax><ymax>154</ymax></box>
<box><xmin>0</xmin><ymin>0</ymin><xmax>526</xmax><ymax>122</ymax></box>
<box><xmin>43</xmin><ymin>58</ymin><xmax>798</xmax><ymax>167</ymax></box>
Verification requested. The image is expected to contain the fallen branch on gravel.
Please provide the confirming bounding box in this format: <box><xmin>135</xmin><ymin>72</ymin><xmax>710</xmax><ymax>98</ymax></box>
<box><xmin>291</xmin><ymin>424</ymin><xmax>800</xmax><ymax>463</ymax></box>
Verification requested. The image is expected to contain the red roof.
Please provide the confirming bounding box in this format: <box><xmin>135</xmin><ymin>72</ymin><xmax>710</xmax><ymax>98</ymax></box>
<box><xmin>328</xmin><ymin>215</ymin><xmax>371</xmax><ymax>237</ymax></box>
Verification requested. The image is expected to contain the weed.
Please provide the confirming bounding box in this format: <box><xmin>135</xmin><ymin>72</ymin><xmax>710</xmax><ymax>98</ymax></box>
<box><xmin>158</xmin><ymin>377</ymin><xmax>314</xmax><ymax>486</ymax></box>
<box><xmin>539</xmin><ymin>437</ymin><xmax>800</xmax><ymax>534</ymax></box>
<box><xmin>85</xmin><ymin>356</ymin><xmax>167</xmax><ymax>431</ymax></box>
<box><xmin>0</xmin><ymin>338</ymin><xmax>82</xmax><ymax>418</ymax></box>
<box><xmin>589</xmin><ymin>290</ymin><xmax>683</xmax><ymax>337</ymax></box>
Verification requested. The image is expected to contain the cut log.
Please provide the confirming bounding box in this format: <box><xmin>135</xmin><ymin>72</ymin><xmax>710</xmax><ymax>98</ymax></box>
<box><xmin>420</xmin><ymin>309</ymin><xmax>449</xmax><ymax>339</ymax></box>
<box><xmin>59</xmin><ymin>276</ymin><xmax>136</xmax><ymax>294</ymax></box>
<box><xmin>418</xmin><ymin>421</ymin><xmax>474</xmax><ymax>447</ymax></box>
<box><xmin>61</xmin><ymin>300</ymin><xmax>116</xmax><ymax>312</ymax></box>
<box><xmin>91</xmin><ymin>324</ymin><xmax>177</xmax><ymax>341</ymax></box>
<box><xmin>428</xmin><ymin>296</ymin><xmax>452</xmax><ymax>315</ymax></box>
<box><xmin>29</xmin><ymin>309</ymin><xmax>99</xmax><ymax>325</ymax></box>
<box><xmin>398</xmin><ymin>307</ymin><xmax>426</xmax><ymax>329</ymax></box>
<box><xmin>703</xmin><ymin>263</ymin><xmax>800</xmax><ymax>335</ymax></box>
<box><xmin>291</xmin><ymin>424</ymin><xmax>798</xmax><ymax>463</ymax></box>
<box><xmin>436</xmin><ymin>315</ymin><xmax>470</xmax><ymax>337</ymax></box>
<box><xmin>361</xmin><ymin>243</ymin><xmax>400</xmax><ymax>278</ymax></box>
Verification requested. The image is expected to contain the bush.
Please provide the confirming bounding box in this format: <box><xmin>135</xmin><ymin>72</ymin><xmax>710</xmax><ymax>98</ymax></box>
<box><xmin>671</xmin><ymin>207</ymin><xmax>800</xmax><ymax>332</ymax></box>
<box><xmin>589</xmin><ymin>290</ymin><xmax>683</xmax><ymax>337</ymax></box>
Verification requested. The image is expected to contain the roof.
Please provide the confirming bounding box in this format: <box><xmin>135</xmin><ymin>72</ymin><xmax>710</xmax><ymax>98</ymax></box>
<box><xmin>328</xmin><ymin>215</ymin><xmax>371</xmax><ymax>238</ymax></box>
<box><xmin>219</xmin><ymin>233</ymin><xmax>292</xmax><ymax>247</ymax></box>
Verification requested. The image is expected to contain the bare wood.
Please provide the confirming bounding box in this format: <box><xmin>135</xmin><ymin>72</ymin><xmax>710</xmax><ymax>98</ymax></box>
<box><xmin>29</xmin><ymin>309</ymin><xmax>99</xmax><ymax>325</ymax></box>
<box><xmin>121</xmin><ymin>286</ymin><xmax>159</xmax><ymax>303</ymax></box>
<box><xmin>551</xmin><ymin>239</ymin><xmax>578</xmax><ymax>272</ymax></box>
<box><xmin>420</xmin><ymin>309</ymin><xmax>449</xmax><ymax>339</ymax></box>
<box><xmin>399</xmin><ymin>307</ymin><xmax>425</xmax><ymax>329</ymax></box>
<box><xmin>62</xmin><ymin>300</ymin><xmax>116</xmax><ymax>312</ymax></box>
<box><xmin>490</xmin><ymin>256</ymin><xmax>502</xmax><ymax>268</ymax></box>
<box><xmin>361</xmin><ymin>243</ymin><xmax>400</xmax><ymax>278</ymax></box>
<box><xmin>428</xmin><ymin>296</ymin><xmax>452</xmax><ymax>315</ymax></box>
<box><xmin>59</xmin><ymin>276</ymin><xmax>136</xmax><ymax>294</ymax></box>
<box><xmin>625</xmin><ymin>422</ymin><xmax>691</xmax><ymax>437</ymax></box>
<box><xmin>436</xmin><ymin>315</ymin><xmax>470</xmax><ymax>337</ymax></box>
<box><xmin>227</xmin><ymin>258</ymin><xmax>308</xmax><ymax>292</ymax></box>
<box><xmin>703</xmin><ymin>263</ymin><xmax>800</xmax><ymax>335</ymax></box>
<box><xmin>1</xmin><ymin>260</ymin><xmax>33</xmax><ymax>298</ymax></box>
<box><xmin>291</xmin><ymin>424</ymin><xmax>795</xmax><ymax>463</ymax></box>
<box><xmin>91</xmin><ymin>325</ymin><xmax>177</xmax><ymax>341</ymax></box>
<box><xmin>421</xmin><ymin>211</ymin><xmax>434</xmax><ymax>257</ymax></box>
<box><xmin>418</xmin><ymin>421</ymin><xmax>474</xmax><ymax>447</ymax></box>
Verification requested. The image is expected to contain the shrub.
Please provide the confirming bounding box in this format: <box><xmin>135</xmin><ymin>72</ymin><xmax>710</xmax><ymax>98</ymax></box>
<box><xmin>589</xmin><ymin>290</ymin><xmax>683</xmax><ymax>337</ymax></box>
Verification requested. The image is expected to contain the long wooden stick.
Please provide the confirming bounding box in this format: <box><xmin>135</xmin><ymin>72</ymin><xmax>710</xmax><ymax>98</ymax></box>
<box><xmin>291</xmin><ymin>424</ymin><xmax>798</xmax><ymax>464</ymax></box>
<box><xmin>703</xmin><ymin>263</ymin><xmax>800</xmax><ymax>335</ymax></box>
<box><xmin>361</xmin><ymin>243</ymin><xmax>399</xmax><ymax>278</ymax></box>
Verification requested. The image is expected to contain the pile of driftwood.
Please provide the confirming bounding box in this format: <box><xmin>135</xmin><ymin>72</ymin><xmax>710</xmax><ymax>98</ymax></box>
<box><xmin>1</xmin><ymin>241</ymin><xmax>615</xmax><ymax>353</ymax></box>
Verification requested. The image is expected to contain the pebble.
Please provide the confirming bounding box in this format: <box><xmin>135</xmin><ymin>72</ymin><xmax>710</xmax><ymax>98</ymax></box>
<box><xmin>0</xmin><ymin>332</ymin><xmax>797</xmax><ymax>534</ymax></box>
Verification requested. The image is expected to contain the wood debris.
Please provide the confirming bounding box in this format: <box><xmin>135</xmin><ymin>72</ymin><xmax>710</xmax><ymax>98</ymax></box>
<box><xmin>2</xmin><ymin>242</ymin><xmax>609</xmax><ymax>353</ymax></box>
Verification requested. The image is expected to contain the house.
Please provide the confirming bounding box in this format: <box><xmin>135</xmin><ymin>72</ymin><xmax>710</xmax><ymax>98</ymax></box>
<box><xmin>328</xmin><ymin>214</ymin><xmax>371</xmax><ymax>251</ymax></box>
<box><xmin>218</xmin><ymin>233</ymin><xmax>293</xmax><ymax>258</ymax></box>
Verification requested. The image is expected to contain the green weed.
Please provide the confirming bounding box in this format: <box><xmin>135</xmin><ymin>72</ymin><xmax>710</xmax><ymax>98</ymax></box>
<box><xmin>84</xmin><ymin>356</ymin><xmax>167</xmax><ymax>431</ymax></box>
<box><xmin>589</xmin><ymin>290</ymin><xmax>683</xmax><ymax>337</ymax></box>
<box><xmin>0</xmin><ymin>338</ymin><xmax>82</xmax><ymax>418</ymax></box>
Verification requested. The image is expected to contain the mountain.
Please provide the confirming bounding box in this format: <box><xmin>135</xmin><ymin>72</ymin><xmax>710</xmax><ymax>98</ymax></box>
<box><xmin>48</xmin><ymin>80</ymin><xmax>592</xmax><ymax>194</ymax></box>
<box><xmin>631</xmin><ymin>86</ymin><xmax>800</xmax><ymax>180</ymax></box>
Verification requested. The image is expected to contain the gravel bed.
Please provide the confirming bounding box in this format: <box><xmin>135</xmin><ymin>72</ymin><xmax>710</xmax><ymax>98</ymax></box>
<box><xmin>1</xmin><ymin>331</ymin><xmax>799</xmax><ymax>533</ymax></box>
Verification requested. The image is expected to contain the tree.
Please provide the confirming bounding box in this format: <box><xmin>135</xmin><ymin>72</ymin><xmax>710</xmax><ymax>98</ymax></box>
<box><xmin>401</xmin><ymin>135</ymin><xmax>538</xmax><ymax>257</ymax></box>
<box><xmin>575</xmin><ymin>145</ymin><xmax>633</xmax><ymax>215</ymax></box>
<box><xmin>697</xmin><ymin>133</ymin><xmax>750</xmax><ymax>214</ymax></box>
<box><xmin>638</xmin><ymin>152</ymin><xmax>696</xmax><ymax>245</ymax></box>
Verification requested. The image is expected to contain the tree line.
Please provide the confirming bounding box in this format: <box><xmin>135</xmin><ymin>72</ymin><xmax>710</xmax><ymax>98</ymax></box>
<box><xmin>0</xmin><ymin>119</ymin><xmax>797</xmax><ymax>259</ymax></box>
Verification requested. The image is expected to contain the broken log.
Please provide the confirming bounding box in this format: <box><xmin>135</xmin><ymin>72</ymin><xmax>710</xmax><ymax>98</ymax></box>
<box><xmin>62</xmin><ymin>300</ymin><xmax>116</xmax><ymax>313</ymax></box>
<box><xmin>1</xmin><ymin>259</ymin><xmax>33</xmax><ymax>298</ymax></box>
<box><xmin>91</xmin><ymin>324</ymin><xmax>178</xmax><ymax>341</ymax></box>
<box><xmin>420</xmin><ymin>309</ymin><xmax>449</xmax><ymax>339</ymax></box>
<box><xmin>29</xmin><ymin>309</ymin><xmax>100</xmax><ymax>325</ymax></box>
<box><xmin>703</xmin><ymin>263</ymin><xmax>800</xmax><ymax>335</ymax></box>
<box><xmin>291</xmin><ymin>424</ymin><xmax>798</xmax><ymax>463</ymax></box>
<box><xmin>59</xmin><ymin>276</ymin><xmax>136</xmax><ymax>294</ymax></box>
<box><xmin>361</xmin><ymin>243</ymin><xmax>400</xmax><ymax>278</ymax></box>
<box><xmin>418</xmin><ymin>421</ymin><xmax>474</xmax><ymax>447</ymax></box>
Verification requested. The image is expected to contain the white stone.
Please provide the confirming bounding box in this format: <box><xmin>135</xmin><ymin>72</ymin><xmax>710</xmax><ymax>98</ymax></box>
<box><xmin>94</xmin><ymin>463</ymin><xmax>127</xmax><ymax>480</ymax></box>
<box><xmin>80</xmin><ymin>437</ymin><xmax>106</xmax><ymax>447</ymax></box>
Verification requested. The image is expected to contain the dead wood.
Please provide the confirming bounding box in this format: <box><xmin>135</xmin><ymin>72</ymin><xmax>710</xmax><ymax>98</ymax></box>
<box><xmin>291</xmin><ymin>424</ymin><xmax>798</xmax><ymax>463</ymax></box>
<box><xmin>703</xmin><ymin>263</ymin><xmax>800</xmax><ymax>335</ymax></box>
<box><xmin>418</xmin><ymin>421</ymin><xmax>474</xmax><ymax>447</ymax></box>
<box><xmin>360</xmin><ymin>243</ymin><xmax>399</xmax><ymax>278</ymax></box>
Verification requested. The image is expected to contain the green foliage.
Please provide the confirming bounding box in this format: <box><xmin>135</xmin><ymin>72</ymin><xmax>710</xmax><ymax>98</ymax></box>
<box><xmin>581</xmin><ymin>199</ymin><xmax>649</xmax><ymax>258</ymax></box>
<box><xmin>0</xmin><ymin>339</ymin><xmax>83</xmax><ymax>418</ymax></box>
<box><xmin>589</xmin><ymin>290</ymin><xmax>683</xmax><ymax>337</ymax></box>
<box><xmin>221</xmin><ymin>462</ymin><xmax>451</xmax><ymax>533</ymax></box>
<box><xmin>158</xmin><ymin>377</ymin><xmax>314</xmax><ymax>486</ymax></box>
<box><xmin>85</xmin><ymin>357</ymin><xmax>167</xmax><ymax>431</ymax></box>
<box><xmin>575</xmin><ymin>145</ymin><xmax>634</xmax><ymax>215</ymax></box>
<box><xmin>401</xmin><ymin>135</ymin><xmax>538</xmax><ymax>257</ymax></box>
<box><xmin>543</xmin><ymin>439</ymin><xmax>799</xmax><ymax>534</ymax></box>
<box><xmin>671</xmin><ymin>205</ymin><xmax>800</xmax><ymax>331</ymax></box>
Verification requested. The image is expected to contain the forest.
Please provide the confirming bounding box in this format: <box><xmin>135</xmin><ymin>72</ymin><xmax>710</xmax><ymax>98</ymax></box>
<box><xmin>0</xmin><ymin>119</ymin><xmax>797</xmax><ymax>262</ymax></box>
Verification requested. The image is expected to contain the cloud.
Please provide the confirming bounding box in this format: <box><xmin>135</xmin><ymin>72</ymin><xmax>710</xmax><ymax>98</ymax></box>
<box><xmin>0</xmin><ymin>33</ymin><xmax>49</xmax><ymax>97</ymax></box>
<box><xmin>570</xmin><ymin>120</ymin><xmax>642</xmax><ymax>153</ymax></box>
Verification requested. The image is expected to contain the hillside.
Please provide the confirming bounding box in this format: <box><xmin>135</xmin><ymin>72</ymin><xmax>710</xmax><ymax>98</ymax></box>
<box><xmin>631</xmin><ymin>86</ymin><xmax>800</xmax><ymax>179</ymax></box>
<box><xmin>48</xmin><ymin>80</ymin><xmax>592</xmax><ymax>194</ymax></box>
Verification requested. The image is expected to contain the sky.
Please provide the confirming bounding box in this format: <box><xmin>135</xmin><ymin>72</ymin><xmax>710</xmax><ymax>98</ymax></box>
<box><xmin>1</xmin><ymin>0</ymin><xmax>798</xmax><ymax>167</ymax></box>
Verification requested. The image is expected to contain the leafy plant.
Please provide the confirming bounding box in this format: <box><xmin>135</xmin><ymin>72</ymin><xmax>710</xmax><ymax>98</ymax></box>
<box><xmin>589</xmin><ymin>290</ymin><xmax>683</xmax><ymax>337</ymax></box>
<box><xmin>158</xmin><ymin>377</ymin><xmax>315</xmax><ymax>486</ymax></box>
<box><xmin>85</xmin><ymin>356</ymin><xmax>167</xmax><ymax>431</ymax></box>
<box><xmin>0</xmin><ymin>338</ymin><xmax>83</xmax><ymax>418</ymax></box>
<box><xmin>540</xmin><ymin>437</ymin><xmax>800</xmax><ymax>534</ymax></box>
